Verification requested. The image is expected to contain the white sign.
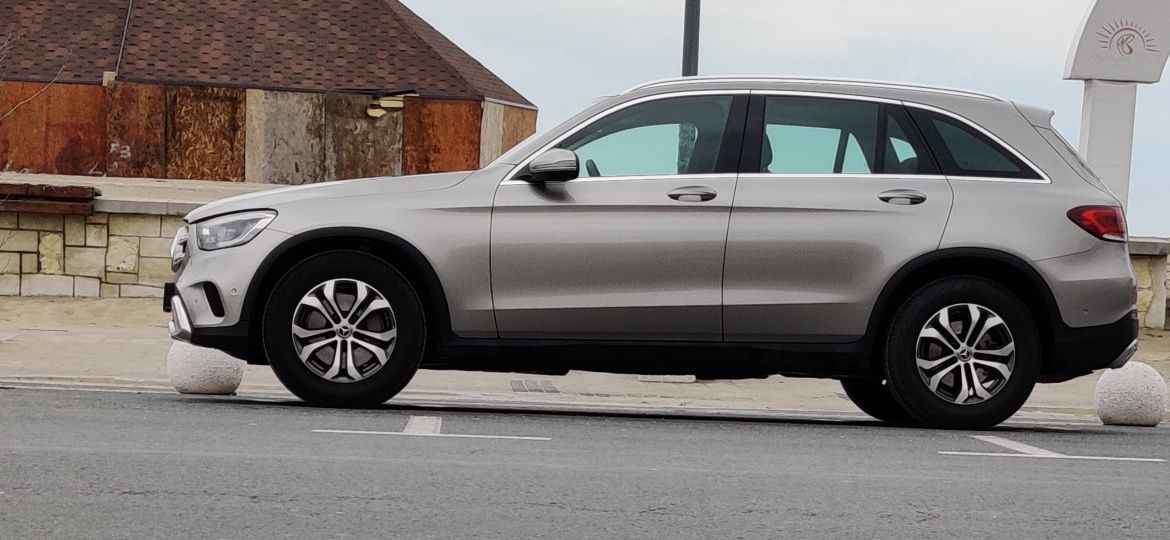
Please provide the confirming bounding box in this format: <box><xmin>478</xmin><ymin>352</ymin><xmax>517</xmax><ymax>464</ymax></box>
<box><xmin>1065</xmin><ymin>0</ymin><xmax>1170</xmax><ymax>83</ymax></box>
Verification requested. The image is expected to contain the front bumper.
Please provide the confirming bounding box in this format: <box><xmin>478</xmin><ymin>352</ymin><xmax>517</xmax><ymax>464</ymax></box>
<box><xmin>1044</xmin><ymin>309</ymin><xmax>1139</xmax><ymax>382</ymax></box>
<box><xmin>167</xmin><ymin>292</ymin><xmax>193</xmax><ymax>341</ymax></box>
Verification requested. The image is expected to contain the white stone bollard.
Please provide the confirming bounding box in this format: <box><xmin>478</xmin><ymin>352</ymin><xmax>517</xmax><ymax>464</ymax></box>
<box><xmin>166</xmin><ymin>341</ymin><xmax>245</xmax><ymax>395</ymax></box>
<box><xmin>1095</xmin><ymin>362</ymin><xmax>1168</xmax><ymax>427</ymax></box>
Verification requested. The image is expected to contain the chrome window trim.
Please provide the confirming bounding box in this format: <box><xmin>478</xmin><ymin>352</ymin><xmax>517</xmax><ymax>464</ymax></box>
<box><xmin>504</xmin><ymin>90</ymin><xmax>749</xmax><ymax>183</ymax></box>
<box><xmin>738</xmin><ymin>173</ymin><xmax>948</xmax><ymax>181</ymax></box>
<box><xmin>750</xmin><ymin>92</ymin><xmax>1050</xmax><ymax>184</ymax></box>
<box><xmin>500</xmin><ymin>173</ymin><xmax>737</xmax><ymax>187</ymax></box>
<box><xmin>505</xmin><ymin>89</ymin><xmax>1049</xmax><ymax>185</ymax></box>
<box><xmin>624</xmin><ymin>76</ymin><xmax>1006</xmax><ymax>102</ymax></box>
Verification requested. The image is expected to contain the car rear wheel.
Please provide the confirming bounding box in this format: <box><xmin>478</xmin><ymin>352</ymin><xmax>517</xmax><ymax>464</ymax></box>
<box><xmin>262</xmin><ymin>251</ymin><xmax>426</xmax><ymax>407</ymax></box>
<box><xmin>882</xmin><ymin>277</ymin><xmax>1039</xmax><ymax>429</ymax></box>
<box><xmin>840</xmin><ymin>378</ymin><xmax>913</xmax><ymax>423</ymax></box>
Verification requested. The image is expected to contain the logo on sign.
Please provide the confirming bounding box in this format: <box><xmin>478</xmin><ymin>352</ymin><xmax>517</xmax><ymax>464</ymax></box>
<box><xmin>1097</xmin><ymin>20</ymin><xmax>1161</xmax><ymax>56</ymax></box>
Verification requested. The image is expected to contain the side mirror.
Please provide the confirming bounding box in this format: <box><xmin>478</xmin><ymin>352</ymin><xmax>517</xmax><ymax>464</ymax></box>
<box><xmin>527</xmin><ymin>148</ymin><xmax>579</xmax><ymax>182</ymax></box>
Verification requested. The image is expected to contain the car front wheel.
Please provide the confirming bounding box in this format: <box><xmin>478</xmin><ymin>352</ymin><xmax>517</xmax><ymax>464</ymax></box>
<box><xmin>882</xmin><ymin>277</ymin><xmax>1039</xmax><ymax>429</ymax></box>
<box><xmin>262</xmin><ymin>251</ymin><xmax>426</xmax><ymax>407</ymax></box>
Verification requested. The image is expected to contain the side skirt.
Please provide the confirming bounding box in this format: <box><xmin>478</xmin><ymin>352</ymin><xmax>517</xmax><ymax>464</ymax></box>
<box><xmin>429</xmin><ymin>338</ymin><xmax>873</xmax><ymax>380</ymax></box>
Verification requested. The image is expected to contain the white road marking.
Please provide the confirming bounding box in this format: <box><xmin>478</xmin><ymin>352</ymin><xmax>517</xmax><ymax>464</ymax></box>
<box><xmin>403</xmin><ymin>415</ymin><xmax>443</xmax><ymax>435</ymax></box>
<box><xmin>313</xmin><ymin>429</ymin><xmax>549</xmax><ymax>441</ymax></box>
<box><xmin>316</xmin><ymin>416</ymin><xmax>549</xmax><ymax>440</ymax></box>
<box><xmin>970</xmin><ymin>435</ymin><xmax>1064</xmax><ymax>457</ymax></box>
<box><xmin>939</xmin><ymin>434</ymin><xmax>1164</xmax><ymax>463</ymax></box>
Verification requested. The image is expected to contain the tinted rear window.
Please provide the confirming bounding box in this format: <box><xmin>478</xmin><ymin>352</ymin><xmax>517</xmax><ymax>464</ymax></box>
<box><xmin>910</xmin><ymin>109</ymin><xmax>1042</xmax><ymax>180</ymax></box>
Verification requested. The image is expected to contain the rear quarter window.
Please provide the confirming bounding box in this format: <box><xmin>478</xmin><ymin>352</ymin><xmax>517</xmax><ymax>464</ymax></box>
<box><xmin>909</xmin><ymin>109</ymin><xmax>1042</xmax><ymax>180</ymax></box>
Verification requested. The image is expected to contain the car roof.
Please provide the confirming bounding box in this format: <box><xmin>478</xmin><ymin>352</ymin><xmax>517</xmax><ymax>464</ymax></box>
<box><xmin>622</xmin><ymin>76</ymin><xmax>1008</xmax><ymax>103</ymax></box>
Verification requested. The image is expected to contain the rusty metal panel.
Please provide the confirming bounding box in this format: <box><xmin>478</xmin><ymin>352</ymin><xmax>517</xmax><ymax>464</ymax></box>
<box><xmin>402</xmin><ymin>97</ymin><xmax>482</xmax><ymax>175</ymax></box>
<box><xmin>324</xmin><ymin>93</ymin><xmax>403</xmax><ymax>181</ymax></box>
<box><xmin>44</xmin><ymin>84</ymin><xmax>108</xmax><ymax>175</ymax></box>
<box><xmin>166</xmin><ymin>85</ymin><xmax>246</xmax><ymax>181</ymax></box>
<box><xmin>0</xmin><ymin>81</ymin><xmax>48</xmax><ymax>173</ymax></box>
<box><xmin>245</xmin><ymin>89</ymin><xmax>325</xmax><ymax>184</ymax></box>
<box><xmin>0</xmin><ymin>81</ymin><xmax>107</xmax><ymax>175</ymax></box>
<box><xmin>105</xmin><ymin>82</ymin><xmax>167</xmax><ymax>178</ymax></box>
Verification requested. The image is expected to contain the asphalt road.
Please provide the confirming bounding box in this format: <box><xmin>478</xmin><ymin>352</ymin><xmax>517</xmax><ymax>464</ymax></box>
<box><xmin>1</xmin><ymin>387</ymin><xmax>1168</xmax><ymax>539</ymax></box>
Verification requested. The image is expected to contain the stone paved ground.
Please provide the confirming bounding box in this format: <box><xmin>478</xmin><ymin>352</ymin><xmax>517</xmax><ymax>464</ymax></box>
<box><xmin>1</xmin><ymin>297</ymin><xmax>1166</xmax><ymax>419</ymax></box>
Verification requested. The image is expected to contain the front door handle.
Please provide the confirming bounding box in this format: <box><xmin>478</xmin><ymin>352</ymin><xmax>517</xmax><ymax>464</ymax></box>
<box><xmin>668</xmin><ymin>186</ymin><xmax>717</xmax><ymax>203</ymax></box>
<box><xmin>878</xmin><ymin>189</ymin><xmax>927</xmax><ymax>205</ymax></box>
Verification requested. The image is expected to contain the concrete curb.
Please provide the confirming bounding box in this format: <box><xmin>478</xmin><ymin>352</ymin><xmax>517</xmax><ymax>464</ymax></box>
<box><xmin>0</xmin><ymin>376</ymin><xmax>1145</xmax><ymax>427</ymax></box>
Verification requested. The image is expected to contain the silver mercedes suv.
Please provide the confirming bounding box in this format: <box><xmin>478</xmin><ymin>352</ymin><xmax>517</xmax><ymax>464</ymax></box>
<box><xmin>165</xmin><ymin>77</ymin><xmax>1137</xmax><ymax>428</ymax></box>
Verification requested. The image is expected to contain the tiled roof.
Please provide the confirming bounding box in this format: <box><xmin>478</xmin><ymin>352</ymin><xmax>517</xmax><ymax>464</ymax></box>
<box><xmin>0</xmin><ymin>0</ymin><xmax>532</xmax><ymax>106</ymax></box>
<box><xmin>0</xmin><ymin>0</ymin><xmax>128</xmax><ymax>84</ymax></box>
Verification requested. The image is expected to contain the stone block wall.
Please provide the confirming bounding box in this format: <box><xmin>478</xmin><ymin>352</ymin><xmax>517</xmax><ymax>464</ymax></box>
<box><xmin>0</xmin><ymin>211</ymin><xmax>183</xmax><ymax>298</ymax></box>
<box><xmin>1132</xmin><ymin>254</ymin><xmax>1169</xmax><ymax>330</ymax></box>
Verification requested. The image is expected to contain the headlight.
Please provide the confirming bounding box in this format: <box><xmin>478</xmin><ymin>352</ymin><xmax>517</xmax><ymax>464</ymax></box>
<box><xmin>195</xmin><ymin>210</ymin><xmax>276</xmax><ymax>251</ymax></box>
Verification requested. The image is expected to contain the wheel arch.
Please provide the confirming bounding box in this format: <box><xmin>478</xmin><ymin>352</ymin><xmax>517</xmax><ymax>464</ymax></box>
<box><xmin>865</xmin><ymin>248</ymin><xmax>1062</xmax><ymax>376</ymax></box>
<box><xmin>240</xmin><ymin>227</ymin><xmax>453</xmax><ymax>363</ymax></box>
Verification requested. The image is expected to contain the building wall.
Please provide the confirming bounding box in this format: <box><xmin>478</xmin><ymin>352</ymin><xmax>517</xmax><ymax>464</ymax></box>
<box><xmin>324</xmin><ymin>93</ymin><xmax>404</xmax><ymax>180</ymax></box>
<box><xmin>479</xmin><ymin>101</ymin><xmax>538</xmax><ymax>167</ymax></box>
<box><xmin>2</xmin><ymin>82</ymin><xmax>536</xmax><ymax>182</ymax></box>
<box><xmin>166</xmin><ymin>86</ymin><xmax>247</xmax><ymax>181</ymax></box>
<box><xmin>245</xmin><ymin>90</ymin><xmax>325</xmax><ymax>185</ymax></box>
<box><xmin>106</xmin><ymin>82</ymin><xmax>167</xmax><ymax>178</ymax></box>
<box><xmin>0</xmin><ymin>82</ymin><xmax>108</xmax><ymax>175</ymax></box>
<box><xmin>402</xmin><ymin>97</ymin><xmax>483</xmax><ymax>175</ymax></box>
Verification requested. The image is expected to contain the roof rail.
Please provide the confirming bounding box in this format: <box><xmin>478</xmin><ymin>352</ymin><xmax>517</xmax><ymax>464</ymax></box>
<box><xmin>623</xmin><ymin>76</ymin><xmax>1006</xmax><ymax>102</ymax></box>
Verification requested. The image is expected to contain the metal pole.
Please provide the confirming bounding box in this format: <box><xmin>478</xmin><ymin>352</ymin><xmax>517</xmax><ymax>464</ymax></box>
<box><xmin>682</xmin><ymin>0</ymin><xmax>700</xmax><ymax>76</ymax></box>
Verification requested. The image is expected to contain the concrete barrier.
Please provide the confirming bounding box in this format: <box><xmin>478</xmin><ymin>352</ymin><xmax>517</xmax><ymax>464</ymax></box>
<box><xmin>1095</xmin><ymin>362</ymin><xmax>1167</xmax><ymax>426</ymax></box>
<box><xmin>167</xmin><ymin>341</ymin><xmax>245</xmax><ymax>395</ymax></box>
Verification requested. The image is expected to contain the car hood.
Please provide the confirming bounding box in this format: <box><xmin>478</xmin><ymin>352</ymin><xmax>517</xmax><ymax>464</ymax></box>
<box><xmin>185</xmin><ymin>171</ymin><xmax>473</xmax><ymax>223</ymax></box>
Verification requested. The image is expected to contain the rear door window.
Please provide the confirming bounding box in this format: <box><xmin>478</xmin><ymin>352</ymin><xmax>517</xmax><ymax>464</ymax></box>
<box><xmin>755</xmin><ymin>97</ymin><xmax>938</xmax><ymax>176</ymax></box>
<box><xmin>760</xmin><ymin>97</ymin><xmax>879</xmax><ymax>174</ymax></box>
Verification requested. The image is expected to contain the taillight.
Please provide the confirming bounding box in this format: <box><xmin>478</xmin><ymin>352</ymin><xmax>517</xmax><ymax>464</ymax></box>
<box><xmin>1067</xmin><ymin>205</ymin><xmax>1127</xmax><ymax>242</ymax></box>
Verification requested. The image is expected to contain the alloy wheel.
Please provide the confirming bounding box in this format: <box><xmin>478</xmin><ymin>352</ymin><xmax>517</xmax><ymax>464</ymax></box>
<box><xmin>291</xmin><ymin>278</ymin><xmax>398</xmax><ymax>383</ymax></box>
<box><xmin>915</xmin><ymin>303</ymin><xmax>1015</xmax><ymax>405</ymax></box>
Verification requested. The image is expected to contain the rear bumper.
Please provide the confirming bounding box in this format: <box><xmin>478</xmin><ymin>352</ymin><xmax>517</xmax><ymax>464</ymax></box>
<box><xmin>1044</xmin><ymin>309</ymin><xmax>1139</xmax><ymax>382</ymax></box>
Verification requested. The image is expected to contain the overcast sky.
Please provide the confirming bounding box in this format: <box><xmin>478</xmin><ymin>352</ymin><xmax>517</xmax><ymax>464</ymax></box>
<box><xmin>402</xmin><ymin>0</ymin><xmax>1169</xmax><ymax>235</ymax></box>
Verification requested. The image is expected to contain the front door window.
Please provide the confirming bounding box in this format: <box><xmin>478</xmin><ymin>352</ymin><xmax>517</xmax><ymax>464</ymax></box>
<box><xmin>560</xmin><ymin>95</ymin><xmax>734</xmax><ymax>178</ymax></box>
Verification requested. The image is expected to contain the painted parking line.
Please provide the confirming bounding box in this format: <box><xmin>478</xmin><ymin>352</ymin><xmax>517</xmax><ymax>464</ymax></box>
<box><xmin>403</xmin><ymin>415</ymin><xmax>443</xmax><ymax>435</ymax></box>
<box><xmin>314</xmin><ymin>415</ymin><xmax>550</xmax><ymax>441</ymax></box>
<box><xmin>940</xmin><ymin>434</ymin><xmax>1165</xmax><ymax>463</ymax></box>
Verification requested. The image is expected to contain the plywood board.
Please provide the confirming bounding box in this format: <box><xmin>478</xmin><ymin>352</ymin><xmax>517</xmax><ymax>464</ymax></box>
<box><xmin>105</xmin><ymin>82</ymin><xmax>167</xmax><ymax>178</ymax></box>
<box><xmin>166</xmin><ymin>86</ymin><xmax>246</xmax><ymax>181</ymax></box>
<box><xmin>402</xmin><ymin>97</ymin><xmax>481</xmax><ymax>175</ymax></box>
<box><xmin>501</xmin><ymin>105</ymin><xmax>538</xmax><ymax>153</ymax></box>
<box><xmin>324</xmin><ymin>93</ymin><xmax>403</xmax><ymax>181</ymax></box>
<box><xmin>245</xmin><ymin>89</ymin><xmax>325</xmax><ymax>184</ymax></box>
<box><xmin>479</xmin><ymin>101</ymin><xmax>537</xmax><ymax>167</ymax></box>
<box><xmin>0</xmin><ymin>82</ymin><xmax>107</xmax><ymax>175</ymax></box>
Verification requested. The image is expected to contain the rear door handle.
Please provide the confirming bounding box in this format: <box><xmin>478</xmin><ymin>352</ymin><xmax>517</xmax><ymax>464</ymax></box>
<box><xmin>668</xmin><ymin>186</ymin><xmax>717</xmax><ymax>202</ymax></box>
<box><xmin>878</xmin><ymin>189</ymin><xmax>927</xmax><ymax>205</ymax></box>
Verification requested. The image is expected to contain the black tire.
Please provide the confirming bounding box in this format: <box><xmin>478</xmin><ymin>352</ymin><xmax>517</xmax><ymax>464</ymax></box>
<box><xmin>840</xmin><ymin>378</ymin><xmax>913</xmax><ymax>423</ymax></box>
<box><xmin>883</xmin><ymin>277</ymin><xmax>1039</xmax><ymax>429</ymax></box>
<box><xmin>262</xmin><ymin>251</ymin><xmax>427</xmax><ymax>407</ymax></box>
